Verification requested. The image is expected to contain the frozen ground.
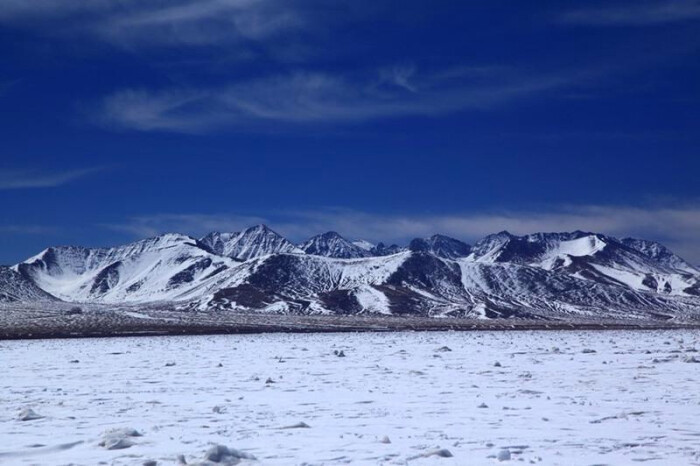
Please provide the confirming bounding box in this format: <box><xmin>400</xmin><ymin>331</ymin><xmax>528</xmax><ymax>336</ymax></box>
<box><xmin>1</xmin><ymin>330</ymin><xmax>700</xmax><ymax>465</ymax></box>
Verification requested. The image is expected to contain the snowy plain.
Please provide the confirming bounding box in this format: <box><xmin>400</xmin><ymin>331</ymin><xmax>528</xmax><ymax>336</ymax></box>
<box><xmin>2</xmin><ymin>330</ymin><xmax>700</xmax><ymax>465</ymax></box>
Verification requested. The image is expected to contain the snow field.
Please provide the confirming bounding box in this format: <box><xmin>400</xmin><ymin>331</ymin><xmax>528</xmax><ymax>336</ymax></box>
<box><xmin>2</xmin><ymin>330</ymin><xmax>700</xmax><ymax>465</ymax></box>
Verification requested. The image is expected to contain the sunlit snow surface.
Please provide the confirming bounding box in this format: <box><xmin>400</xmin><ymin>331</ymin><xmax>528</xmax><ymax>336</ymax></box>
<box><xmin>2</xmin><ymin>331</ymin><xmax>700</xmax><ymax>465</ymax></box>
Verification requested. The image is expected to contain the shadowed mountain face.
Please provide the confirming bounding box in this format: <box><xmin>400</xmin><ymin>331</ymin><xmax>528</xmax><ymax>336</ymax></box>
<box><xmin>370</xmin><ymin>242</ymin><xmax>405</xmax><ymax>256</ymax></box>
<box><xmin>9</xmin><ymin>226</ymin><xmax>700</xmax><ymax>321</ymax></box>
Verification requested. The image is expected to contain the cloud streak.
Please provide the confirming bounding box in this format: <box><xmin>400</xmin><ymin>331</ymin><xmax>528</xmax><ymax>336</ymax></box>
<box><xmin>104</xmin><ymin>203</ymin><xmax>700</xmax><ymax>263</ymax></box>
<box><xmin>0</xmin><ymin>167</ymin><xmax>105</xmax><ymax>189</ymax></box>
<box><xmin>5</xmin><ymin>1</ymin><xmax>692</xmax><ymax>134</ymax></box>
<box><xmin>96</xmin><ymin>67</ymin><xmax>576</xmax><ymax>132</ymax></box>
<box><xmin>0</xmin><ymin>0</ymin><xmax>305</xmax><ymax>48</ymax></box>
<box><xmin>561</xmin><ymin>0</ymin><xmax>700</xmax><ymax>26</ymax></box>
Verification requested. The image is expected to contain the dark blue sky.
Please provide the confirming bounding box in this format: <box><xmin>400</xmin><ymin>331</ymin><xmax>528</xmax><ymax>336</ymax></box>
<box><xmin>1</xmin><ymin>0</ymin><xmax>699</xmax><ymax>264</ymax></box>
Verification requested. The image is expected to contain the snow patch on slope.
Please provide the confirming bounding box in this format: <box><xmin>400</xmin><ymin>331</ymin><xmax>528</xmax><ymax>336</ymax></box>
<box><xmin>353</xmin><ymin>285</ymin><xmax>391</xmax><ymax>314</ymax></box>
<box><xmin>539</xmin><ymin>235</ymin><xmax>607</xmax><ymax>270</ymax></box>
<box><xmin>352</xmin><ymin>240</ymin><xmax>375</xmax><ymax>251</ymax></box>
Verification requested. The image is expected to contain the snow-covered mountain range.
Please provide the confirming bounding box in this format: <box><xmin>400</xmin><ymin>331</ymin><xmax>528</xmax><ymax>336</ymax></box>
<box><xmin>6</xmin><ymin>225</ymin><xmax>700</xmax><ymax>320</ymax></box>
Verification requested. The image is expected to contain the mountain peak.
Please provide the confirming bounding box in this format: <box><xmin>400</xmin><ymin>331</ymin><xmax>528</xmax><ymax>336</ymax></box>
<box><xmin>301</xmin><ymin>231</ymin><xmax>369</xmax><ymax>259</ymax></box>
<box><xmin>201</xmin><ymin>225</ymin><xmax>301</xmax><ymax>260</ymax></box>
<box><xmin>408</xmin><ymin>234</ymin><xmax>471</xmax><ymax>259</ymax></box>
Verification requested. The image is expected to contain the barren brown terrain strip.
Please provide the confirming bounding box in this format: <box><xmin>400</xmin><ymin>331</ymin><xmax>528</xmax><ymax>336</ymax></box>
<box><xmin>2</xmin><ymin>304</ymin><xmax>699</xmax><ymax>340</ymax></box>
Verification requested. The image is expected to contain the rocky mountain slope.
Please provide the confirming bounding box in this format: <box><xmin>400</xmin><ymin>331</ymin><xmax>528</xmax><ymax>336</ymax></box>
<box><xmin>621</xmin><ymin>238</ymin><xmax>699</xmax><ymax>275</ymax></box>
<box><xmin>9</xmin><ymin>226</ymin><xmax>700</xmax><ymax>321</ymax></box>
<box><xmin>0</xmin><ymin>266</ymin><xmax>56</xmax><ymax>303</ymax></box>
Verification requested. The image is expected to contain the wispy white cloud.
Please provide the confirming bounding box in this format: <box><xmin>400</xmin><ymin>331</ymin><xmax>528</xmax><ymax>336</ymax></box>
<box><xmin>99</xmin><ymin>1</ymin><xmax>302</xmax><ymax>48</ymax></box>
<box><xmin>5</xmin><ymin>1</ymin><xmax>688</xmax><ymax>133</ymax></box>
<box><xmin>379</xmin><ymin>65</ymin><xmax>419</xmax><ymax>93</ymax></box>
<box><xmin>0</xmin><ymin>0</ymin><xmax>305</xmax><ymax>48</ymax></box>
<box><xmin>96</xmin><ymin>67</ymin><xmax>575</xmax><ymax>132</ymax></box>
<box><xmin>0</xmin><ymin>167</ymin><xmax>105</xmax><ymax>189</ymax></box>
<box><xmin>561</xmin><ymin>0</ymin><xmax>700</xmax><ymax>26</ymax></box>
<box><xmin>104</xmin><ymin>203</ymin><xmax>700</xmax><ymax>263</ymax></box>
